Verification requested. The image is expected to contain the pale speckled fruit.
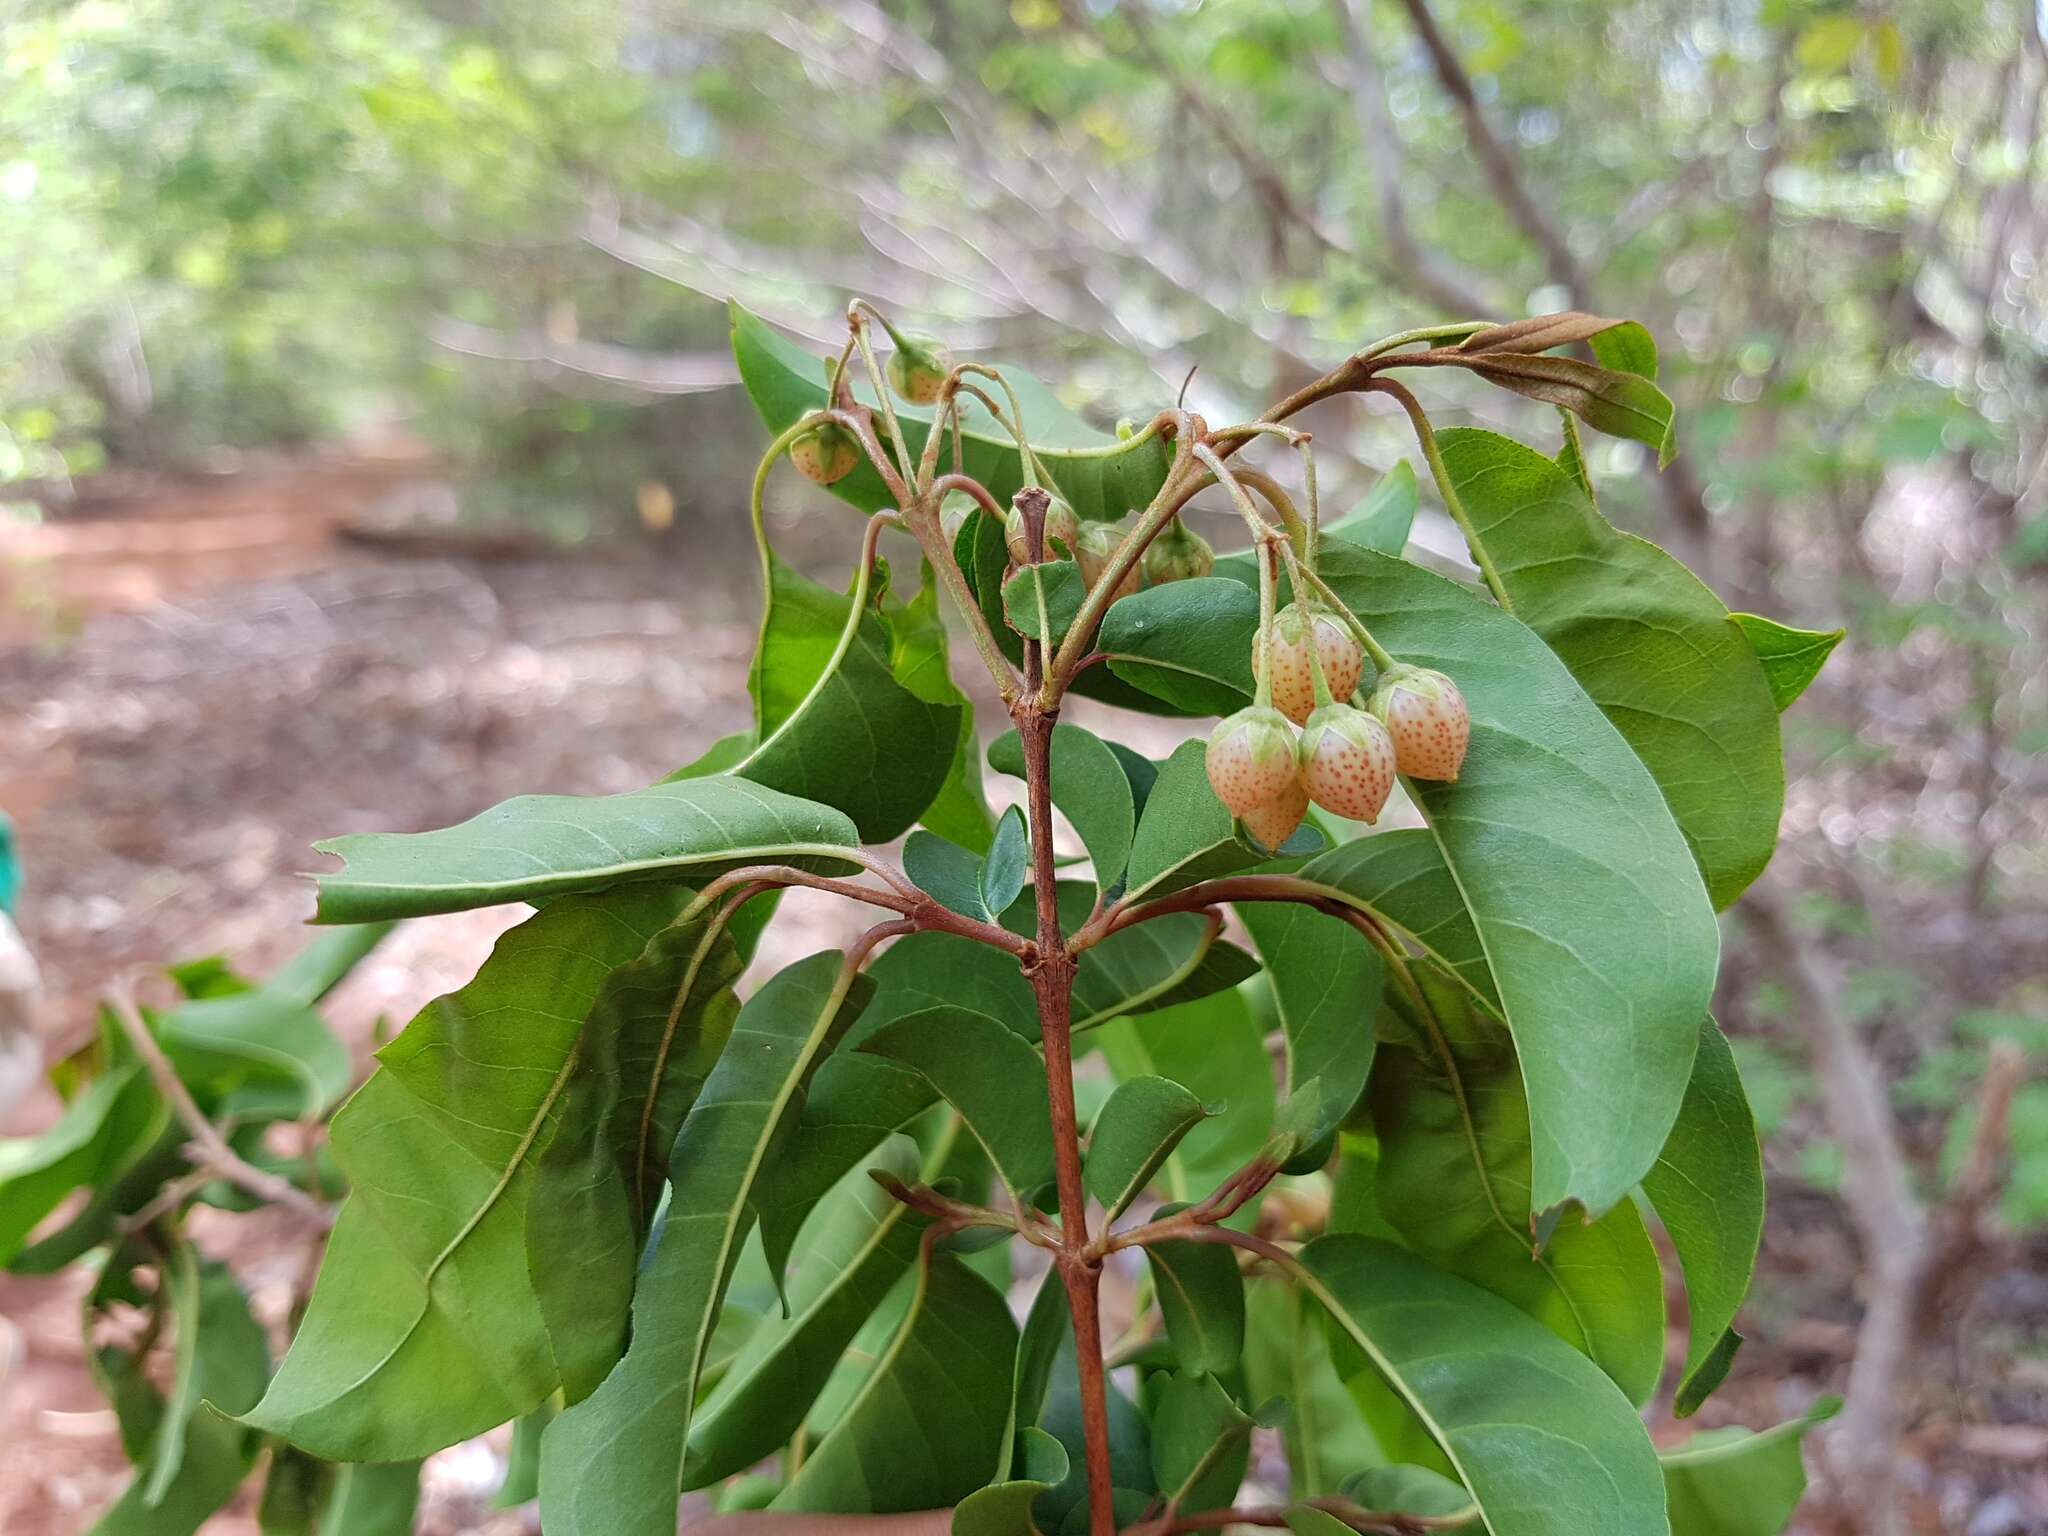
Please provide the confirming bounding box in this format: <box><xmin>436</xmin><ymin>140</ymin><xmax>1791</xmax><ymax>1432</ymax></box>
<box><xmin>1240</xmin><ymin>773</ymin><xmax>1309</xmax><ymax>851</ymax></box>
<box><xmin>1205</xmin><ymin>706</ymin><xmax>1299</xmax><ymax>818</ymax></box>
<box><xmin>1142</xmin><ymin>522</ymin><xmax>1214</xmax><ymax>585</ymax></box>
<box><xmin>1298</xmin><ymin>703</ymin><xmax>1396</xmax><ymax>823</ymax></box>
<box><xmin>1076</xmin><ymin>523</ymin><xmax>1142</xmax><ymax>602</ymax></box>
<box><xmin>1005</xmin><ymin>495</ymin><xmax>1081</xmax><ymax>564</ymax></box>
<box><xmin>1252</xmin><ymin>603</ymin><xmax>1365</xmax><ymax>725</ymax></box>
<box><xmin>1370</xmin><ymin>666</ymin><xmax>1470</xmax><ymax>781</ymax></box>
<box><xmin>886</xmin><ymin>335</ymin><xmax>953</xmax><ymax>405</ymax></box>
<box><xmin>788</xmin><ymin>423</ymin><xmax>861</xmax><ymax>485</ymax></box>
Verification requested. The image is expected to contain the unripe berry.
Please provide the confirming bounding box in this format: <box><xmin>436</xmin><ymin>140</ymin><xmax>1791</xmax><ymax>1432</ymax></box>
<box><xmin>789</xmin><ymin>422</ymin><xmax>861</xmax><ymax>485</ymax></box>
<box><xmin>1240</xmin><ymin>773</ymin><xmax>1309</xmax><ymax>851</ymax></box>
<box><xmin>1143</xmin><ymin>521</ymin><xmax>1214</xmax><ymax>585</ymax></box>
<box><xmin>1252</xmin><ymin>602</ymin><xmax>1365</xmax><ymax>725</ymax></box>
<box><xmin>1205</xmin><ymin>706</ymin><xmax>1299</xmax><ymax>819</ymax></box>
<box><xmin>1075</xmin><ymin>523</ymin><xmax>1142</xmax><ymax>602</ymax></box>
<box><xmin>1369</xmin><ymin>666</ymin><xmax>1470</xmax><ymax>782</ymax></box>
<box><xmin>1005</xmin><ymin>491</ymin><xmax>1081</xmax><ymax>564</ymax></box>
<box><xmin>1297</xmin><ymin>703</ymin><xmax>1397</xmax><ymax>824</ymax></box>
<box><xmin>885</xmin><ymin>332</ymin><xmax>953</xmax><ymax>406</ymax></box>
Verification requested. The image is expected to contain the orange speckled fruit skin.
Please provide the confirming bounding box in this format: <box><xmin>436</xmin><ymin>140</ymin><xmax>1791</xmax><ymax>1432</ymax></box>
<box><xmin>1240</xmin><ymin>774</ymin><xmax>1309</xmax><ymax>851</ymax></box>
<box><xmin>1205</xmin><ymin>706</ymin><xmax>1299</xmax><ymax>818</ymax></box>
<box><xmin>1253</xmin><ymin>604</ymin><xmax>1365</xmax><ymax>725</ymax></box>
<box><xmin>789</xmin><ymin>426</ymin><xmax>860</xmax><ymax>485</ymax></box>
<box><xmin>1371</xmin><ymin>667</ymin><xmax>1470</xmax><ymax>782</ymax></box>
<box><xmin>1298</xmin><ymin>704</ymin><xmax>1396</xmax><ymax>823</ymax></box>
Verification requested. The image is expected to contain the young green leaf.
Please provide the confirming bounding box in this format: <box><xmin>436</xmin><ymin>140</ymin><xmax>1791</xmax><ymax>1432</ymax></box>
<box><xmin>1251</xmin><ymin>544</ymin><xmax>1721</xmax><ymax>1221</ymax></box>
<box><xmin>1297</xmin><ymin>1236</ymin><xmax>1670</xmax><ymax>1536</ymax></box>
<box><xmin>1368</xmin><ymin>966</ymin><xmax>1666</xmax><ymax>1405</ymax></box>
<box><xmin>730</xmin><ymin>302</ymin><xmax>1173</xmax><ymax>526</ymax></box>
<box><xmin>247</xmin><ymin>885</ymin><xmax>711</xmax><ymax>1459</ymax></box>
<box><xmin>156</xmin><ymin>986</ymin><xmax>351</xmax><ymax>1123</ymax></box>
<box><xmin>1149</xmin><ymin>1371</ymin><xmax>1253</xmax><ymax>1514</ymax></box>
<box><xmin>893</xmin><ymin>563</ymin><xmax>998</xmax><ymax>853</ymax></box>
<box><xmin>1124</xmin><ymin>741</ymin><xmax>1323</xmax><ymax>905</ymax></box>
<box><xmin>1240</xmin><ymin>905</ymin><xmax>1382</xmax><ymax>1172</ymax></box>
<box><xmin>1085</xmin><ymin>1076</ymin><xmax>1210</xmax><ymax>1220</ymax></box>
<box><xmin>87</xmin><ymin>1258</ymin><xmax>270</xmax><ymax>1536</ymax></box>
<box><xmin>905</xmin><ymin>829</ymin><xmax>996</xmax><ymax>921</ymax></box>
<box><xmin>860</xmin><ymin>1007</ymin><xmax>1055</xmax><ymax>1202</ymax></box>
<box><xmin>527</xmin><ymin>896</ymin><xmax>748</xmax><ymax>1397</ymax></box>
<box><xmin>540</xmin><ymin>951</ymin><xmax>877</xmax><ymax>1536</ymax></box>
<box><xmin>954</xmin><ymin>1426</ymin><xmax>1071</xmax><ymax>1536</ymax></box>
<box><xmin>310</xmin><ymin>776</ymin><xmax>860</xmax><ymax>923</ymax></box>
<box><xmin>1145</xmin><ymin>1229</ymin><xmax>1248</xmax><ymax>1377</ymax></box>
<box><xmin>1094</xmin><ymin>578</ymin><xmax>1260</xmax><ymax>717</ymax></box>
<box><xmin>1244</xmin><ymin>1278</ymin><xmax>1394</xmax><ymax>1499</ymax></box>
<box><xmin>982</xmin><ymin>806</ymin><xmax>1031</xmax><ymax>919</ymax></box>
<box><xmin>1318</xmin><ymin>460</ymin><xmax>1419</xmax><ymax>555</ymax></box>
<box><xmin>1729</xmin><ymin>613</ymin><xmax>1844</xmax><ymax>711</ymax></box>
<box><xmin>1002</xmin><ymin>559</ymin><xmax>1088</xmax><ymax>645</ymax></box>
<box><xmin>1660</xmin><ymin>1398</ymin><xmax>1839</xmax><ymax>1536</ymax></box>
<box><xmin>684</xmin><ymin>1135</ymin><xmax>926</xmax><ymax>1487</ymax></box>
<box><xmin>737</xmin><ymin>547</ymin><xmax>964</xmax><ymax>843</ymax></box>
<box><xmin>1642</xmin><ymin>1018</ymin><xmax>1764</xmax><ymax>1417</ymax></box>
<box><xmin>1</xmin><ymin>1063</ymin><xmax>165</xmax><ymax>1267</ymax></box>
<box><xmin>772</xmin><ymin>1250</ymin><xmax>1018</xmax><ymax>1514</ymax></box>
<box><xmin>989</xmin><ymin>723</ymin><xmax>1137</xmax><ymax>890</ymax></box>
<box><xmin>318</xmin><ymin>1463</ymin><xmax>422</xmax><ymax>1535</ymax></box>
<box><xmin>1438</xmin><ymin>427</ymin><xmax>1784</xmax><ymax>908</ymax></box>
<box><xmin>1098</xmin><ymin>991</ymin><xmax>1274</xmax><ymax>1205</ymax></box>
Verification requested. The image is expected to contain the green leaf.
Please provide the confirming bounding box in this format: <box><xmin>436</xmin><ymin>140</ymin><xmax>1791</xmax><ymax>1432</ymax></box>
<box><xmin>1244</xmin><ymin>1277</ymin><xmax>1391</xmax><ymax>1499</ymax></box>
<box><xmin>1730</xmin><ymin>613</ymin><xmax>1844</xmax><ymax>711</ymax></box>
<box><xmin>1146</xmin><ymin>1230</ymin><xmax>1247</xmax><ymax>1377</ymax></box>
<box><xmin>1319</xmin><ymin>461</ymin><xmax>1419</xmax><ymax>554</ymax></box>
<box><xmin>1337</xmin><ymin>1469</ymin><xmax>1480</xmax><ymax>1526</ymax></box>
<box><xmin>989</xmin><ymin>723</ymin><xmax>1137</xmax><ymax>891</ymax></box>
<box><xmin>895</xmin><ymin>563</ymin><xmax>997</xmax><ymax>852</ymax></box>
<box><xmin>1</xmin><ymin>1063</ymin><xmax>165</xmax><ymax>1267</ymax></box>
<box><xmin>736</xmin><ymin>547</ymin><xmax>964</xmax><ymax>843</ymax></box>
<box><xmin>685</xmin><ymin>1135</ymin><xmax>926</xmax><ymax>1487</ymax></box>
<box><xmin>266</xmin><ymin>922</ymin><xmax>398</xmax><ymax>1006</ymax></box>
<box><xmin>1240</xmin><ymin>905</ymin><xmax>1382</xmax><ymax>1172</ymax></box>
<box><xmin>494</xmin><ymin>1403</ymin><xmax>553</xmax><ymax>1508</ymax></box>
<box><xmin>955</xmin><ymin>1427</ymin><xmax>1071</xmax><ymax>1536</ymax></box>
<box><xmin>861</xmin><ymin>1007</ymin><xmax>1054</xmax><ymax>1202</ymax></box>
<box><xmin>88</xmin><ymin>1258</ymin><xmax>269</xmax><ymax>1536</ymax></box>
<box><xmin>527</xmin><ymin>895</ymin><xmax>748</xmax><ymax>1397</ymax></box>
<box><xmin>1660</xmin><ymin>1399</ymin><xmax>1839</xmax><ymax>1536</ymax></box>
<box><xmin>1085</xmin><ymin>1076</ymin><xmax>1210</xmax><ymax>1220</ymax></box>
<box><xmin>731</xmin><ymin>302</ymin><xmax>1172</xmax><ymax>525</ymax></box>
<box><xmin>1440</xmin><ymin>427</ymin><xmax>1784</xmax><ymax>908</ymax></box>
<box><xmin>1643</xmin><ymin>1018</ymin><xmax>1764</xmax><ymax>1417</ymax></box>
<box><xmin>540</xmin><ymin>951</ymin><xmax>875</xmax><ymax>1536</ymax></box>
<box><xmin>1096</xmin><ymin>578</ymin><xmax>1260</xmax><ymax>717</ymax></box>
<box><xmin>905</xmin><ymin>830</ymin><xmax>996</xmax><ymax>921</ymax></box>
<box><xmin>1298</xmin><ymin>1236</ymin><xmax>1670</xmax><ymax>1536</ymax></box>
<box><xmin>1125</xmin><ymin>741</ymin><xmax>1323</xmax><ymax>904</ymax></box>
<box><xmin>310</xmin><ymin>776</ymin><xmax>860</xmax><ymax>923</ymax></box>
<box><xmin>1368</xmin><ymin>965</ymin><xmax>1666</xmax><ymax>1405</ymax></box>
<box><xmin>158</xmin><ymin>988</ymin><xmax>351</xmax><ymax>1123</ymax></box>
<box><xmin>247</xmin><ymin>885</ymin><xmax>712</xmax><ymax>1459</ymax></box>
<box><xmin>319</xmin><ymin>1462</ymin><xmax>422</xmax><ymax>1534</ymax></box>
<box><xmin>1263</xmin><ymin>543</ymin><xmax>1722</xmax><ymax>1219</ymax></box>
<box><xmin>1035</xmin><ymin>1336</ymin><xmax>1155</xmax><ymax>1531</ymax></box>
<box><xmin>1003</xmin><ymin>559</ymin><xmax>1087</xmax><ymax>645</ymax></box>
<box><xmin>752</xmin><ymin>897</ymin><xmax>1247</xmax><ymax>1287</ymax></box>
<box><xmin>982</xmin><ymin>806</ymin><xmax>1031</xmax><ymax>919</ymax></box>
<box><xmin>1150</xmin><ymin>1372</ymin><xmax>1253</xmax><ymax>1513</ymax></box>
<box><xmin>1098</xmin><ymin>990</ymin><xmax>1274</xmax><ymax>1204</ymax></box>
<box><xmin>773</xmin><ymin>1250</ymin><xmax>1018</xmax><ymax>1513</ymax></box>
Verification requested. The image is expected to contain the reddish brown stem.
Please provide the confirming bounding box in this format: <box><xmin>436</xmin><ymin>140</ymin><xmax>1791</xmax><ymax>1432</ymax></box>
<box><xmin>1015</xmin><ymin>702</ymin><xmax>1114</xmax><ymax>1536</ymax></box>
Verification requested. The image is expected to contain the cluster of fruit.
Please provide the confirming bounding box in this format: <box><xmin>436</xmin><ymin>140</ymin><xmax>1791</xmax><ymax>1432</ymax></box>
<box><xmin>1003</xmin><ymin>494</ymin><xmax>1214</xmax><ymax>591</ymax></box>
<box><xmin>1206</xmin><ymin>602</ymin><xmax>1469</xmax><ymax>848</ymax></box>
